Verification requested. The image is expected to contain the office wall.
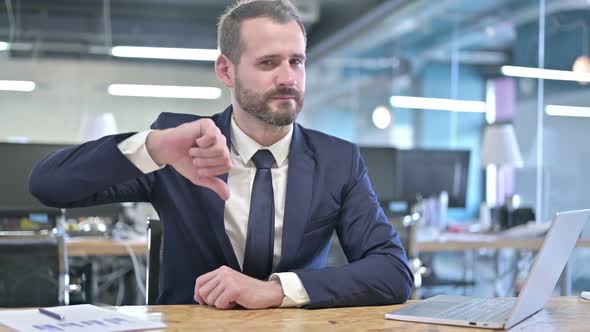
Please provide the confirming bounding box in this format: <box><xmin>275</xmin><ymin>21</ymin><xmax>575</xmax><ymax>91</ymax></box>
<box><xmin>514</xmin><ymin>89</ymin><xmax>590</xmax><ymax>218</ymax></box>
<box><xmin>418</xmin><ymin>63</ymin><xmax>485</xmax><ymax>220</ymax></box>
<box><xmin>512</xmin><ymin>10</ymin><xmax>590</xmax><ymax>220</ymax></box>
<box><xmin>0</xmin><ymin>58</ymin><xmax>230</xmax><ymax>143</ymax></box>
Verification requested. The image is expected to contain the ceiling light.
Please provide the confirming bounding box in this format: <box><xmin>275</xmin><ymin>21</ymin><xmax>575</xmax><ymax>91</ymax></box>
<box><xmin>108</xmin><ymin>84</ymin><xmax>222</xmax><ymax>99</ymax></box>
<box><xmin>0</xmin><ymin>41</ymin><xmax>8</xmax><ymax>51</ymax></box>
<box><xmin>372</xmin><ymin>106</ymin><xmax>392</xmax><ymax>129</ymax></box>
<box><xmin>545</xmin><ymin>105</ymin><xmax>590</xmax><ymax>118</ymax></box>
<box><xmin>501</xmin><ymin>65</ymin><xmax>590</xmax><ymax>83</ymax></box>
<box><xmin>0</xmin><ymin>80</ymin><xmax>36</xmax><ymax>92</ymax></box>
<box><xmin>390</xmin><ymin>96</ymin><xmax>486</xmax><ymax>113</ymax></box>
<box><xmin>111</xmin><ymin>46</ymin><xmax>220</xmax><ymax>61</ymax></box>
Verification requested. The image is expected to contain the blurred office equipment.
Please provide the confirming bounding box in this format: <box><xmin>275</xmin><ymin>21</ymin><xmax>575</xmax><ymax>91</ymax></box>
<box><xmin>0</xmin><ymin>234</ymin><xmax>68</xmax><ymax>307</ymax></box>
<box><xmin>481</xmin><ymin>123</ymin><xmax>527</xmax><ymax>230</ymax></box>
<box><xmin>481</xmin><ymin>123</ymin><xmax>523</xmax><ymax>168</ymax></box>
<box><xmin>360</xmin><ymin>147</ymin><xmax>470</xmax><ymax>215</ymax></box>
<box><xmin>360</xmin><ymin>147</ymin><xmax>472</xmax><ymax>297</ymax></box>
<box><xmin>79</xmin><ymin>112</ymin><xmax>118</xmax><ymax>142</ymax></box>
<box><xmin>0</xmin><ymin>143</ymin><xmax>69</xmax><ymax>215</ymax></box>
<box><xmin>481</xmin><ymin>123</ymin><xmax>523</xmax><ymax>167</ymax></box>
<box><xmin>0</xmin><ymin>142</ymin><xmax>126</xmax><ymax>235</ymax></box>
<box><xmin>0</xmin><ymin>142</ymin><xmax>146</xmax><ymax>305</ymax></box>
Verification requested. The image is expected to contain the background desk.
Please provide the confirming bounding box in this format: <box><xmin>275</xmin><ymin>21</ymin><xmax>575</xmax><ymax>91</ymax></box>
<box><xmin>66</xmin><ymin>237</ymin><xmax>148</xmax><ymax>256</ymax></box>
<box><xmin>415</xmin><ymin>233</ymin><xmax>590</xmax><ymax>252</ymax></box>
<box><xmin>413</xmin><ymin>233</ymin><xmax>590</xmax><ymax>297</ymax></box>
<box><xmin>108</xmin><ymin>297</ymin><xmax>588</xmax><ymax>331</ymax></box>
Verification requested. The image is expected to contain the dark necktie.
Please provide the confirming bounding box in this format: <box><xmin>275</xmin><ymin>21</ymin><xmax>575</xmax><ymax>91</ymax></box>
<box><xmin>242</xmin><ymin>149</ymin><xmax>275</xmax><ymax>280</ymax></box>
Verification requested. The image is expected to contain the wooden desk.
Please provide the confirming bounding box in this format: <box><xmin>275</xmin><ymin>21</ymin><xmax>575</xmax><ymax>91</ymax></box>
<box><xmin>66</xmin><ymin>237</ymin><xmax>148</xmax><ymax>256</ymax></box>
<box><xmin>108</xmin><ymin>297</ymin><xmax>588</xmax><ymax>331</ymax></box>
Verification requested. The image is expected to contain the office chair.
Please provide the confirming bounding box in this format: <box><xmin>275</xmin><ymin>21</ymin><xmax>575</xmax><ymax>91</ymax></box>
<box><xmin>0</xmin><ymin>233</ymin><xmax>69</xmax><ymax>307</ymax></box>
<box><xmin>146</xmin><ymin>218</ymin><xmax>163</xmax><ymax>305</ymax></box>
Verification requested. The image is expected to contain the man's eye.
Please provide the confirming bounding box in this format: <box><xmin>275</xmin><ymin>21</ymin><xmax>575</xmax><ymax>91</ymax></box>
<box><xmin>291</xmin><ymin>59</ymin><xmax>305</xmax><ymax>66</ymax></box>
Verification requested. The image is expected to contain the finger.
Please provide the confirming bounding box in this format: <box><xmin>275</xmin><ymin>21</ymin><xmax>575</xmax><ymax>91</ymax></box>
<box><xmin>206</xmin><ymin>283</ymin><xmax>226</xmax><ymax>307</ymax></box>
<box><xmin>194</xmin><ymin>285</ymin><xmax>205</xmax><ymax>305</ymax></box>
<box><xmin>214</xmin><ymin>289</ymin><xmax>238</xmax><ymax>310</ymax></box>
<box><xmin>196</xmin><ymin>134</ymin><xmax>217</xmax><ymax>149</ymax></box>
<box><xmin>194</xmin><ymin>279</ymin><xmax>206</xmax><ymax>305</ymax></box>
<box><xmin>196</xmin><ymin>270</ymin><xmax>218</xmax><ymax>288</ymax></box>
<box><xmin>196</xmin><ymin>125</ymin><xmax>223</xmax><ymax>148</ymax></box>
<box><xmin>197</xmin><ymin>165</ymin><xmax>231</xmax><ymax>178</ymax></box>
<box><xmin>196</xmin><ymin>177</ymin><xmax>230</xmax><ymax>201</ymax></box>
<box><xmin>191</xmin><ymin>156</ymin><xmax>231</xmax><ymax>168</ymax></box>
<box><xmin>189</xmin><ymin>146</ymin><xmax>227</xmax><ymax>159</ymax></box>
<box><xmin>198</xmin><ymin>277</ymin><xmax>221</xmax><ymax>305</ymax></box>
<box><xmin>194</xmin><ymin>272</ymin><xmax>217</xmax><ymax>305</ymax></box>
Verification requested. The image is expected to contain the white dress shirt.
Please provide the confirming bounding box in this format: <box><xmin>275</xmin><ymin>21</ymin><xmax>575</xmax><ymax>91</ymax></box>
<box><xmin>117</xmin><ymin>117</ymin><xmax>310</xmax><ymax>307</ymax></box>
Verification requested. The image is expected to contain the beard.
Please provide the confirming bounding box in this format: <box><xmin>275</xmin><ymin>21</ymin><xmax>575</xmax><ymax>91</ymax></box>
<box><xmin>234</xmin><ymin>75</ymin><xmax>304</xmax><ymax>127</ymax></box>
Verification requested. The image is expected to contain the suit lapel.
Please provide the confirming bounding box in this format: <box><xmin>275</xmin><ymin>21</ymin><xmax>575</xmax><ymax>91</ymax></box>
<box><xmin>275</xmin><ymin>123</ymin><xmax>315</xmax><ymax>272</ymax></box>
<box><xmin>200</xmin><ymin>106</ymin><xmax>240</xmax><ymax>271</ymax></box>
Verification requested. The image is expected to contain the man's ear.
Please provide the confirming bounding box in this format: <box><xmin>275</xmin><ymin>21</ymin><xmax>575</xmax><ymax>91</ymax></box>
<box><xmin>216</xmin><ymin>54</ymin><xmax>235</xmax><ymax>88</ymax></box>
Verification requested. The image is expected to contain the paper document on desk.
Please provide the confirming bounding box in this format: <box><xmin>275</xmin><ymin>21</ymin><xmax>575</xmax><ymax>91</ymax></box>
<box><xmin>0</xmin><ymin>304</ymin><xmax>166</xmax><ymax>332</ymax></box>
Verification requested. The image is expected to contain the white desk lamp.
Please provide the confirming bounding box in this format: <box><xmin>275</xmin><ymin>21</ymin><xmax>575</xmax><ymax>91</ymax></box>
<box><xmin>480</xmin><ymin>123</ymin><xmax>523</xmax><ymax>230</ymax></box>
<box><xmin>79</xmin><ymin>113</ymin><xmax>119</xmax><ymax>141</ymax></box>
<box><xmin>481</xmin><ymin>122</ymin><xmax>523</xmax><ymax>169</ymax></box>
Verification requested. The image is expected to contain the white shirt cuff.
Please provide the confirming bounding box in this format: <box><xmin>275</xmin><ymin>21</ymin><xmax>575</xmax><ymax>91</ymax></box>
<box><xmin>117</xmin><ymin>130</ymin><xmax>165</xmax><ymax>174</ymax></box>
<box><xmin>270</xmin><ymin>272</ymin><xmax>310</xmax><ymax>307</ymax></box>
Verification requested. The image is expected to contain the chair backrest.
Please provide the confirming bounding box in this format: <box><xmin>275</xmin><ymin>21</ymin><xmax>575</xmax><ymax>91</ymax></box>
<box><xmin>0</xmin><ymin>233</ymin><xmax>68</xmax><ymax>307</ymax></box>
<box><xmin>146</xmin><ymin>218</ymin><xmax>163</xmax><ymax>305</ymax></box>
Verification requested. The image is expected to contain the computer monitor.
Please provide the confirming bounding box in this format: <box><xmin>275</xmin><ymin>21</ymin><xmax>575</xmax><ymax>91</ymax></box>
<box><xmin>0</xmin><ymin>143</ymin><xmax>123</xmax><ymax>225</ymax></box>
<box><xmin>0</xmin><ymin>143</ymin><xmax>70</xmax><ymax>214</ymax></box>
<box><xmin>394</xmin><ymin>149</ymin><xmax>470</xmax><ymax>208</ymax></box>
<box><xmin>359</xmin><ymin>147</ymin><xmax>397</xmax><ymax>203</ymax></box>
<box><xmin>359</xmin><ymin>147</ymin><xmax>470</xmax><ymax>208</ymax></box>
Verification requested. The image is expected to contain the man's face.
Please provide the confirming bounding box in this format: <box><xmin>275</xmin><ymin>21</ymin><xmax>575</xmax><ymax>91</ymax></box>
<box><xmin>233</xmin><ymin>18</ymin><xmax>306</xmax><ymax>126</ymax></box>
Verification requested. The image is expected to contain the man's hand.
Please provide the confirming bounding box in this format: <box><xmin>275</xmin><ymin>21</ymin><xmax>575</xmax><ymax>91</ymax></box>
<box><xmin>146</xmin><ymin>119</ymin><xmax>231</xmax><ymax>200</ymax></box>
<box><xmin>194</xmin><ymin>266</ymin><xmax>284</xmax><ymax>309</ymax></box>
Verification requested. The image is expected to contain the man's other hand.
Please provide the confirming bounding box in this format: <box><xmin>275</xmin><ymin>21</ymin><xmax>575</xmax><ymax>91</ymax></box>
<box><xmin>194</xmin><ymin>266</ymin><xmax>284</xmax><ymax>309</ymax></box>
<box><xmin>146</xmin><ymin>119</ymin><xmax>231</xmax><ymax>200</ymax></box>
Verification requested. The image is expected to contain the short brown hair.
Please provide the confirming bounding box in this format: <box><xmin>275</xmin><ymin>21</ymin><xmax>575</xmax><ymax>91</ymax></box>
<box><xmin>218</xmin><ymin>0</ymin><xmax>306</xmax><ymax>63</ymax></box>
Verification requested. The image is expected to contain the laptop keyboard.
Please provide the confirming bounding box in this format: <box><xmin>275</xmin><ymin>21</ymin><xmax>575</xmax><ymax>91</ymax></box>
<box><xmin>433</xmin><ymin>298</ymin><xmax>515</xmax><ymax>322</ymax></box>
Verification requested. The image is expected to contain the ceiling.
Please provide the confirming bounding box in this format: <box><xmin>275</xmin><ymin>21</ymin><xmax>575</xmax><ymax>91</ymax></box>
<box><xmin>311</xmin><ymin>0</ymin><xmax>590</xmax><ymax>65</ymax></box>
<box><xmin>0</xmin><ymin>0</ymin><xmax>388</xmax><ymax>59</ymax></box>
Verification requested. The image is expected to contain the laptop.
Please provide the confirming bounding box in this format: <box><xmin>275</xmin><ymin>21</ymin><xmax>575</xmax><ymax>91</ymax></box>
<box><xmin>385</xmin><ymin>209</ymin><xmax>590</xmax><ymax>330</ymax></box>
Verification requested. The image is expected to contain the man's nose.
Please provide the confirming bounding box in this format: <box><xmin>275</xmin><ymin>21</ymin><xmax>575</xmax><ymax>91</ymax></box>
<box><xmin>276</xmin><ymin>63</ymin><xmax>296</xmax><ymax>87</ymax></box>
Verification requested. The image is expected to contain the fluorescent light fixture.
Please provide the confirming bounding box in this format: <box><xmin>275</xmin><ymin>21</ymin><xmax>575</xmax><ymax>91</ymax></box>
<box><xmin>0</xmin><ymin>80</ymin><xmax>36</xmax><ymax>92</ymax></box>
<box><xmin>111</xmin><ymin>46</ymin><xmax>220</xmax><ymax>61</ymax></box>
<box><xmin>108</xmin><ymin>84</ymin><xmax>222</xmax><ymax>99</ymax></box>
<box><xmin>546</xmin><ymin>105</ymin><xmax>590</xmax><ymax>118</ymax></box>
<box><xmin>501</xmin><ymin>65</ymin><xmax>590</xmax><ymax>83</ymax></box>
<box><xmin>390</xmin><ymin>96</ymin><xmax>486</xmax><ymax>113</ymax></box>
<box><xmin>0</xmin><ymin>41</ymin><xmax>8</xmax><ymax>51</ymax></box>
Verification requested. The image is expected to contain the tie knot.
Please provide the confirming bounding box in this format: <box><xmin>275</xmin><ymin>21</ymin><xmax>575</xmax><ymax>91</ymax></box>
<box><xmin>251</xmin><ymin>149</ymin><xmax>274</xmax><ymax>170</ymax></box>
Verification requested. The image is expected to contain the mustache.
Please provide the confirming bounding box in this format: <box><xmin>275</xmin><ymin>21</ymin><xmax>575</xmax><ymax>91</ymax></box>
<box><xmin>265</xmin><ymin>87</ymin><xmax>302</xmax><ymax>101</ymax></box>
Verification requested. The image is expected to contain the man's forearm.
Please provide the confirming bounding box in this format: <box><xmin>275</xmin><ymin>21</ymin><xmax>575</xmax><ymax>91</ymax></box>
<box><xmin>294</xmin><ymin>254</ymin><xmax>414</xmax><ymax>309</ymax></box>
<box><xmin>29</xmin><ymin>133</ymin><xmax>149</xmax><ymax>207</ymax></box>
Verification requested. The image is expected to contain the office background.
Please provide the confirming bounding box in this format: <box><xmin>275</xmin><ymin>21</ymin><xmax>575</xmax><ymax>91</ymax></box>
<box><xmin>1</xmin><ymin>0</ymin><xmax>589</xmax><ymax>305</ymax></box>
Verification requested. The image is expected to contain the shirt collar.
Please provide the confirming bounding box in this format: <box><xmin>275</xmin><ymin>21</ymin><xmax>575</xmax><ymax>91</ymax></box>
<box><xmin>229</xmin><ymin>116</ymin><xmax>293</xmax><ymax>167</ymax></box>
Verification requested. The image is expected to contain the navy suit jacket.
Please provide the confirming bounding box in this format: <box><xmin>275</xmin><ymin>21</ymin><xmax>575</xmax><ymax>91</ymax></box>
<box><xmin>29</xmin><ymin>106</ymin><xmax>414</xmax><ymax>308</ymax></box>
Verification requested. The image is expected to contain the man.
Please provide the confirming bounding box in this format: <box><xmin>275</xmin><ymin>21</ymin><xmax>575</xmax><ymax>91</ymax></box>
<box><xmin>29</xmin><ymin>0</ymin><xmax>413</xmax><ymax>309</ymax></box>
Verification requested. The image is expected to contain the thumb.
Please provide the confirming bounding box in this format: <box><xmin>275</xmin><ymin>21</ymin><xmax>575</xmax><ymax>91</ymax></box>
<box><xmin>199</xmin><ymin>176</ymin><xmax>230</xmax><ymax>201</ymax></box>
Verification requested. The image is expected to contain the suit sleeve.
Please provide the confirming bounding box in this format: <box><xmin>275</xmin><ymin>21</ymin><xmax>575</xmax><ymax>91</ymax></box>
<box><xmin>29</xmin><ymin>133</ymin><xmax>156</xmax><ymax>208</ymax></box>
<box><xmin>294</xmin><ymin>144</ymin><xmax>414</xmax><ymax>308</ymax></box>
